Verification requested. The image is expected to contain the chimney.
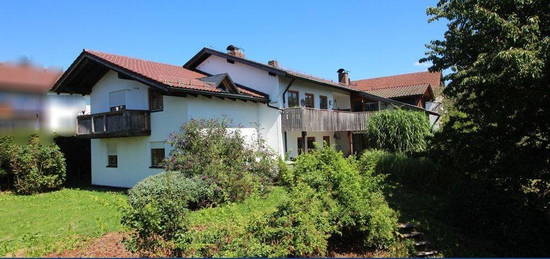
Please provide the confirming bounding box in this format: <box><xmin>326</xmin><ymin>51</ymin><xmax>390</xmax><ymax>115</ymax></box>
<box><xmin>337</xmin><ymin>68</ymin><xmax>350</xmax><ymax>85</ymax></box>
<box><xmin>268</xmin><ymin>60</ymin><xmax>279</xmax><ymax>67</ymax></box>
<box><xmin>226</xmin><ymin>45</ymin><xmax>245</xmax><ymax>58</ymax></box>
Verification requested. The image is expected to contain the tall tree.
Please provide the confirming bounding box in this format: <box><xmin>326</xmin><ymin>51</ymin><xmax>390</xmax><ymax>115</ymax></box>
<box><xmin>422</xmin><ymin>0</ymin><xmax>549</xmax><ymax>255</ymax></box>
<box><xmin>424</xmin><ymin>0</ymin><xmax>549</xmax><ymax>199</ymax></box>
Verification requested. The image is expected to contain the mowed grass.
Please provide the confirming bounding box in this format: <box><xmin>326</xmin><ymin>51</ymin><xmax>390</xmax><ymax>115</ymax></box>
<box><xmin>0</xmin><ymin>188</ymin><xmax>127</xmax><ymax>257</ymax></box>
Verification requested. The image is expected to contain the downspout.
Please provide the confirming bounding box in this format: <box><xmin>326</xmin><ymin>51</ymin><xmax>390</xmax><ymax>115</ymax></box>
<box><xmin>280</xmin><ymin>77</ymin><xmax>296</xmax><ymax>157</ymax></box>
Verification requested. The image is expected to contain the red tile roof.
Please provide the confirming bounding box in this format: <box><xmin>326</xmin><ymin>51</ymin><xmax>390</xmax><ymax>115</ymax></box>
<box><xmin>365</xmin><ymin>84</ymin><xmax>431</xmax><ymax>98</ymax></box>
<box><xmin>351</xmin><ymin>71</ymin><xmax>442</xmax><ymax>93</ymax></box>
<box><xmin>0</xmin><ymin>63</ymin><xmax>62</xmax><ymax>93</ymax></box>
<box><xmin>84</xmin><ymin>50</ymin><xmax>265</xmax><ymax>98</ymax></box>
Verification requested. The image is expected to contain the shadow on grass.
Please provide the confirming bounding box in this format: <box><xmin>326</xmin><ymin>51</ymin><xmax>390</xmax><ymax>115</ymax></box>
<box><xmin>67</xmin><ymin>184</ymin><xmax>129</xmax><ymax>194</ymax></box>
<box><xmin>384</xmin><ymin>183</ymin><xmax>500</xmax><ymax>257</ymax></box>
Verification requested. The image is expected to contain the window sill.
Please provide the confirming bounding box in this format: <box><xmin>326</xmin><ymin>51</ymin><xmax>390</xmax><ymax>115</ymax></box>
<box><xmin>106</xmin><ymin>165</ymin><xmax>118</xmax><ymax>168</ymax></box>
<box><xmin>150</xmin><ymin>109</ymin><xmax>163</xmax><ymax>112</ymax></box>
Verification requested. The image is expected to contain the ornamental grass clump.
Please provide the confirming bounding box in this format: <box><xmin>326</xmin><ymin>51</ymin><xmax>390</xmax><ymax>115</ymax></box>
<box><xmin>366</xmin><ymin>109</ymin><xmax>431</xmax><ymax>154</ymax></box>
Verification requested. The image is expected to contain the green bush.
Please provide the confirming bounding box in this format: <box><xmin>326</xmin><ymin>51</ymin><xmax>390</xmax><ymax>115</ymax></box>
<box><xmin>365</xmin><ymin>109</ymin><xmax>431</xmax><ymax>154</ymax></box>
<box><xmin>282</xmin><ymin>146</ymin><xmax>398</xmax><ymax>250</ymax></box>
<box><xmin>358</xmin><ymin>149</ymin><xmax>445</xmax><ymax>192</ymax></box>
<box><xmin>122</xmin><ymin>172</ymin><xmax>219</xmax><ymax>256</ymax></box>
<box><xmin>0</xmin><ymin>136</ymin><xmax>16</xmax><ymax>190</ymax></box>
<box><xmin>10</xmin><ymin>135</ymin><xmax>66</xmax><ymax>194</ymax></box>
<box><xmin>243</xmin><ymin>184</ymin><xmax>337</xmax><ymax>257</ymax></box>
<box><xmin>165</xmin><ymin>119</ymin><xmax>279</xmax><ymax>202</ymax></box>
<box><xmin>172</xmin><ymin>187</ymin><xmax>289</xmax><ymax>257</ymax></box>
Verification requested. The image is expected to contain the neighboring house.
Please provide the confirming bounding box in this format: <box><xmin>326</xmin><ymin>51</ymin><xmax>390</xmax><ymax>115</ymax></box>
<box><xmin>350</xmin><ymin>71</ymin><xmax>444</xmax><ymax>125</ymax></box>
<box><xmin>0</xmin><ymin>62</ymin><xmax>88</xmax><ymax>134</ymax></box>
<box><xmin>52</xmin><ymin>46</ymin><xmax>438</xmax><ymax>188</ymax></box>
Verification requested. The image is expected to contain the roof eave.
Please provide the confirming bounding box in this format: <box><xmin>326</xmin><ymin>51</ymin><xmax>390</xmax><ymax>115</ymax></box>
<box><xmin>54</xmin><ymin>50</ymin><xmax>267</xmax><ymax>102</ymax></box>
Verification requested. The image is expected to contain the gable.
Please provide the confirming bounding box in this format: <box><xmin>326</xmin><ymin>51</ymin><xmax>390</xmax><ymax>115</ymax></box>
<box><xmin>52</xmin><ymin>50</ymin><xmax>268</xmax><ymax>103</ymax></box>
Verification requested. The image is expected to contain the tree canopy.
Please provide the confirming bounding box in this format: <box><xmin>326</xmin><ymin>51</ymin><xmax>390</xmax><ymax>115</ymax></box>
<box><xmin>422</xmin><ymin>0</ymin><xmax>549</xmax><ymax>255</ymax></box>
<box><xmin>423</xmin><ymin>0</ymin><xmax>549</xmax><ymax>201</ymax></box>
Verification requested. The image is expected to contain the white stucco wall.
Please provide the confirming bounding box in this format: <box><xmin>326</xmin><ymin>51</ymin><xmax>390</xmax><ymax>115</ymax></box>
<box><xmin>90</xmin><ymin>71</ymin><xmax>149</xmax><ymax>113</ymax></box>
<box><xmin>88</xmin><ymin>70</ymin><xmax>283</xmax><ymax>188</ymax></box>
<box><xmin>278</xmin><ymin>77</ymin><xmax>351</xmax><ymax>110</ymax></box>
<box><xmin>196</xmin><ymin>55</ymin><xmax>281</xmax><ymax>104</ymax></box>
<box><xmin>44</xmin><ymin>93</ymin><xmax>88</xmax><ymax>135</ymax></box>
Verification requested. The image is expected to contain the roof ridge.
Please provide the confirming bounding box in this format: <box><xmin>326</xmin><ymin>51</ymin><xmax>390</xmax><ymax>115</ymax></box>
<box><xmin>83</xmin><ymin>49</ymin><xmax>189</xmax><ymax>71</ymax></box>
<box><xmin>359</xmin><ymin>83</ymin><xmax>430</xmax><ymax>91</ymax></box>
<box><xmin>352</xmin><ymin>71</ymin><xmax>439</xmax><ymax>83</ymax></box>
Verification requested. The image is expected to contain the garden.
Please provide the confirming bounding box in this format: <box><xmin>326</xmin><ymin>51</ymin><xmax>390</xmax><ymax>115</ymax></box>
<box><xmin>0</xmin><ymin>111</ymin><xmax>433</xmax><ymax>257</ymax></box>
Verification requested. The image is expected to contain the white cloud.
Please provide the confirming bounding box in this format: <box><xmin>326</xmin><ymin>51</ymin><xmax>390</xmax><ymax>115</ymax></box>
<box><xmin>414</xmin><ymin>61</ymin><xmax>431</xmax><ymax>67</ymax></box>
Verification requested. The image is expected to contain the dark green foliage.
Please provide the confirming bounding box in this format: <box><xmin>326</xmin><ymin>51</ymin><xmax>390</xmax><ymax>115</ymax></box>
<box><xmin>9</xmin><ymin>135</ymin><xmax>66</xmax><ymax>194</ymax></box>
<box><xmin>0</xmin><ymin>136</ymin><xmax>16</xmax><ymax>190</ymax></box>
<box><xmin>122</xmin><ymin>172</ymin><xmax>219</xmax><ymax>256</ymax></box>
<box><xmin>365</xmin><ymin>109</ymin><xmax>432</xmax><ymax>154</ymax></box>
<box><xmin>359</xmin><ymin>149</ymin><xmax>446</xmax><ymax>192</ymax></box>
<box><xmin>165</xmin><ymin>119</ymin><xmax>279</xmax><ymax>202</ymax></box>
<box><xmin>421</xmin><ymin>0</ymin><xmax>550</xmax><ymax>255</ymax></box>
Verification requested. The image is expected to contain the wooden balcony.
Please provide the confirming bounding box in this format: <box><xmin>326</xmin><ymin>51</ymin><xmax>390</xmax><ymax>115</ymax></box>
<box><xmin>77</xmin><ymin>109</ymin><xmax>150</xmax><ymax>138</ymax></box>
<box><xmin>282</xmin><ymin>107</ymin><xmax>374</xmax><ymax>132</ymax></box>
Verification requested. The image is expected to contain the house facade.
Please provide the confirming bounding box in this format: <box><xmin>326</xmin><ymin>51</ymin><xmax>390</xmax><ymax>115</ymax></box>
<box><xmin>53</xmin><ymin>46</ymin><xmax>438</xmax><ymax>188</ymax></box>
<box><xmin>0</xmin><ymin>62</ymin><xmax>88</xmax><ymax>134</ymax></box>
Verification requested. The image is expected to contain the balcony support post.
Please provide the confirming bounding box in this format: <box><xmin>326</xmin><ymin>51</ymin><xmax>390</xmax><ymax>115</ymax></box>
<box><xmin>302</xmin><ymin>131</ymin><xmax>307</xmax><ymax>153</ymax></box>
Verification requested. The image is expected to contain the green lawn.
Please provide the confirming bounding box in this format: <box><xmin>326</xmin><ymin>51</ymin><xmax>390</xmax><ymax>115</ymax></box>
<box><xmin>0</xmin><ymin>188</ymin><xmax>126</xmax><ymax>257</ymax></box>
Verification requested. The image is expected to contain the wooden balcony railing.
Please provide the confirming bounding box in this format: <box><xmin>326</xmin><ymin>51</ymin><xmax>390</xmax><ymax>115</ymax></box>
<box><xmin>77</xmin><ymin>109</ymin><xmax>150</xmax><ymax>138</ymax></box>
<box><xmin>281</xmin><ymin>107</ymin><xmax>374</xmax><ymax>132</ymax></box>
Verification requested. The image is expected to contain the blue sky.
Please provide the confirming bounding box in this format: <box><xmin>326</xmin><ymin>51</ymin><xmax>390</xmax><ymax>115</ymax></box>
<box><xmin>0</xmin><ymin>0</ymin><xmax>446</xmax><ymax>81</ymax></box>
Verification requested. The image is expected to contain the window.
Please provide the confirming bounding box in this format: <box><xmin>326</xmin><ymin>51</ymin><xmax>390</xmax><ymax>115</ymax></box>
<box><xmin>323</xmin><ymin>136</ymin><xmax>330</xmax><ymax>146</ymax></box>
<box><xmin>365</xmin><ymin>102</ymin><xmax>379</xmax><ymax>111</ymax></box>
<box><xmin>288</xmin><ymin>90</ymin><xmax>299</xmax><ymax>108</ymax></box>
<box><xmin>320</xmin><ymin>95</ymin><xmax>328</xmax><ymax>109</ymax></box>
<box><xmin>297</xmin><ymin>137</ymin><xmax>304</xmax><ymax>155</ymax></box>
<box><xmin>304</xmin><ymin>93</ymin><xmax>314</xmax><ymax>108</ymax></box>
<box><xmin>107</xmin><ymin>143</ymin><xmax>117</xmax><ymax>168</ymax></box>
<box><xmin>307</xmin><ymin>137</ymin><xmax>316</xmax><ymax>150</ymax></box>
<box><xmin>150</xmin><ymin>142</ymin><xmax>165</xmax><ymax>168</ymax></box>
<box><xmin>109</xmin><ymin>90</ymin><xmax>126</xmax><ymax>110</ymax></box>
<box><xmin>149</xmin><ymin>89</ymin><xmax>163</xmax><ymax>111</ymax></box>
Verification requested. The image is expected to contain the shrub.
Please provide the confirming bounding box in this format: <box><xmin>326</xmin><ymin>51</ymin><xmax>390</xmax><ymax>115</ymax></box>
<box><xmin>122</xmin><ymin>172</ymin><xmax>219</xmax><ymax>256</ymax></box>
<box><xmin>172</xmin><ymin>187</ymin><xmax>289</xmax><ymax>257</ymax></box>
<box><xmin>0</xmin><ymin>136</ymin><xmax>16</xmax><ymax>190</ymax></box>
<box><xmin>358</xmin><ymin>149</ymin><xmax>445</xmax><ymax>192</ymax></box>
<box><xmin>10</xmin><ymin>135</ymin><xmax>66</xmax><ymax>194</ymax></box>
<box><xmin>365</xmin><ymin>109</ymin><xmax>431</xmax><ymax>154</ymax></box>
<box><xmin>285</xmin><ymin>146</ymin><xmax>398</xmax><ymax>250</ymax></box>
<box><xmin>243</xmin><ymin>184</ymin><xmax>337</xmax><ymax>257</ymax></box>
<box><xmin>165</xmin><ymin>119</ymin><xmax>279</xmax><ymax>202</ymax></box>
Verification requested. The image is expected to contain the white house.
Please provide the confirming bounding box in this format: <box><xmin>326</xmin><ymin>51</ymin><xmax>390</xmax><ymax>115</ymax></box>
<box><xmin>52</xmin><ymin>46</ymin><xmax>437</xmax><ymax>188</ymax></box>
